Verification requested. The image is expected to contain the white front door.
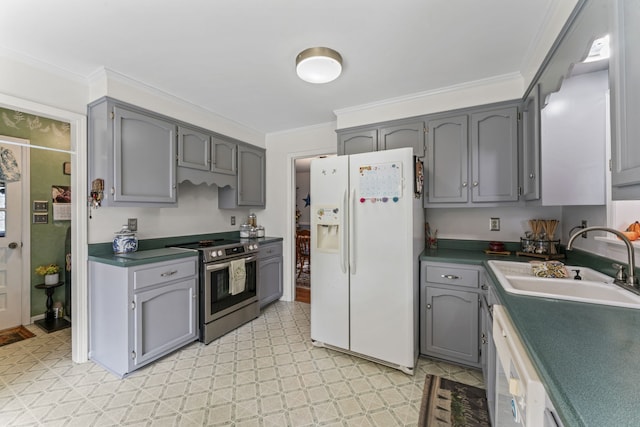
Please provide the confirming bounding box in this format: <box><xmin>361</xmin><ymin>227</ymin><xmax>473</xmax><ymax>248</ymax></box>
<box><xmin>0</xmin><ymin>143</ymin><xmax>24</xmax><ymax>329</ymax></box>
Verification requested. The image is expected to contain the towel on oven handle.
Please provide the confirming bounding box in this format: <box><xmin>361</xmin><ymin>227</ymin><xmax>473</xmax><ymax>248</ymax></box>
<box><xmin>230</xmin><ymin>259</ymin><xmax>246</xmax><ymax>295</ymax></box>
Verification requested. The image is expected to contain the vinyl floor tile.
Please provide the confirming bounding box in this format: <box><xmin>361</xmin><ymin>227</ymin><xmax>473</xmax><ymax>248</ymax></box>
<box><xmin>0</xmin><ymin>301</ymin><xmax>485</xmax><ymax>426</ymax></box>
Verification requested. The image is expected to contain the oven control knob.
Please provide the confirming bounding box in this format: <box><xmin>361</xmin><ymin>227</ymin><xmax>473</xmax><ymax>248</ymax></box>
<box><xmin>209</xmin><ymin>251</ymin><xmax>217</xmax><ymax>258</ymax></box>
<box><xmin>217</xmin><ymin>250</ymin><xmax>223</xmax><ymax>256</ymax></box>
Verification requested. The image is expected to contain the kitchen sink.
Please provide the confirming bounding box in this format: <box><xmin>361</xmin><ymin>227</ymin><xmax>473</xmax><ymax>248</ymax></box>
<box><xmin>488</xmin><ymin>260</ymin><xmax>640</xmax><ymax>309</ymax></box>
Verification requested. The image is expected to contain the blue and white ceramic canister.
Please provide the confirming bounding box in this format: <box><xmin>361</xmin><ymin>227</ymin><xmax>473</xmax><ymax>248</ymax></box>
<box><xmin>113</xmin><ymin>225</ymin><xmax>138</xmax><ymax>254</ymax></box>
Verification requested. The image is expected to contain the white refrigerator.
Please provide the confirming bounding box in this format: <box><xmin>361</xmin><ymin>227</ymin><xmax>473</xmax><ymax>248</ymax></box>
<box><xmin>310</xmin><ymin>147</ymin><xmax>424</xmax><ymax>374</ymax></box>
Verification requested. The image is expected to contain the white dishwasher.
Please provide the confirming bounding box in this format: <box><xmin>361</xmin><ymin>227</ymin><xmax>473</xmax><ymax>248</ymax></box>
<box><xmin>493</xmin><ymin>305</ymin><xmax>551</xmax><ymax>426</ymax></box>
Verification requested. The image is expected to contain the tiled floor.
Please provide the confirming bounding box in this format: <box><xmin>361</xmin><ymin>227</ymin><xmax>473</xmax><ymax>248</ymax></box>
<box><xmin>0</xmin><ymin>301</ymin><xmax>484</xmax><ymax>426</ymax></box>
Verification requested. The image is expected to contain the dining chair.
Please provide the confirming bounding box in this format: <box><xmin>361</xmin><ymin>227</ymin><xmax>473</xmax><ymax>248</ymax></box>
<box><xmin>296</xmin><ymin>229</ymin><xmax>311</xmax><ymax>278</ymax></box>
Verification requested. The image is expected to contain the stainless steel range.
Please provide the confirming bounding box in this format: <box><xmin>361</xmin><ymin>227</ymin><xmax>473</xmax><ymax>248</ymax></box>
<box><xmin>172</xmin><ymin>238</ymin><xmax>259</xmax><ymax>344</ymax></box>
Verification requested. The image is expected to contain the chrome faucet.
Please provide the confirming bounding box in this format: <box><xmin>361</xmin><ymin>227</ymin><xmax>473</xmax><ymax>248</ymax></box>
<box><xmin>567</xmin><ymin>226</ymin><xmax>638</xmax><ymax>288</ymax></box>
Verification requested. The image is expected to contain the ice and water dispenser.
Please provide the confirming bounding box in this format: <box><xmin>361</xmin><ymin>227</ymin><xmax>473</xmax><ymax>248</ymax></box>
<box><xmin>315</xmin><ymin>206</ymin><xmax>340</xmax><ymax>253</ymax></box>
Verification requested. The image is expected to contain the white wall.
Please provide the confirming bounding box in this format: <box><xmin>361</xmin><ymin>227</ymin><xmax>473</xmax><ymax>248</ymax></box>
<box><xmin>263</xmin><ymin>123</ymin><xmax>337</xmax><ymax>301</ymax></box>
<box><xmin>426</xmin><ymin>206</ymin><xmax>562</xmax><ymax>242</ymax></box>
<box><xmin>88</xmin><ymin>182</ymin><xmax>253</xmax><ymax>243</ymax></box>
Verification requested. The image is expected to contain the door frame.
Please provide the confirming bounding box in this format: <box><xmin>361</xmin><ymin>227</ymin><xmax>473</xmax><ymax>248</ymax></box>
<box><xmin>0</xmin><ymin>93</ymin><xmax>88</xmax><ymax>364</ymax></box>
<box><xmin>0</xmin><ymin>136</ymin><xmax>30</xmax><ymax>326</ymax></box>
<box><xmin>286</xmin><ymin>149</ymin><xmax>335</xmax><ymax>302</ymax></box>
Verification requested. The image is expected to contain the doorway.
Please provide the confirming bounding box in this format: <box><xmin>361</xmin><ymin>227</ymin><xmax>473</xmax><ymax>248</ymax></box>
<box><xmin>294</xmin><ymin>157</ymin><xmax>312</xmax><ymax>303</ymax></box>
<box><xmin>0</xmin><ymin>94</ymin><xmax>88</xmax><ymax>364</ymax></box>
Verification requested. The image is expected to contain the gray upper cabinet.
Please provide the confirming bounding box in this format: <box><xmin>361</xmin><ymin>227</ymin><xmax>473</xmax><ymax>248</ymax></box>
<box><xmin>338</xmin><ymin>129</ymin><xmax>378</xmax><ymax>155</ymax></box>
<box><xmin>470</xmin><ymin>106</ymin><xmax>519</xmax><ymax>202</ymax></box>
<box><xmin>337</xmin><ymin>120</ymin><xmax>426</xmax><ymax>156</ymax></box>
<box><xmin>178</xmin><ymin>125</ymin><xmax>210</xmax><ymax>171</ymax></box>
<box><xmin>177</xmin><ymin>126</ymin><xmax>237</xmax><ymax>175</ymax></box>
<box><xmin>611</xmin><ymin>0</ymin><xmax>640</xmax><ymax>199</ymax></box>
<box><xmin>89</xmin><ymin>98</ymin><xmax>177</xmax><ymax>207</ymax></box>
<box><xmin>521</xmin><ymin>84</ymin><xmax>541</xmax><ymax>201</ymax></box>
<box><xmin>424</xmin><ymin>103</ymin><xmax>519</xmax><ymax>206</ymax></box>
<box><xmin>379</xmin><ymin>122</ymin><xmax>425</xmax><ymax>157</ymax></box>
<box><xmin>219</xmin><ymin>144</ymin><xmax>266</xmax><ymax>208</ymax></box>
<box><xmin>211</xmin><ymin>137</ymin><xmax>237</xmax><ymax>175</ymax></box>
<box><xmin>426</xmin><ymin>115</ymin><xmax>469</xmax><ymax>203</ymax></box>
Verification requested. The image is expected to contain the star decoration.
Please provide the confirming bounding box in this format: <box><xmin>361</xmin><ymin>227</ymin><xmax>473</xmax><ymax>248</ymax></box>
<box><xmin>303</xmin><ymin>193</ymin><xmax>311</xmax><ymax>207</ymax></box>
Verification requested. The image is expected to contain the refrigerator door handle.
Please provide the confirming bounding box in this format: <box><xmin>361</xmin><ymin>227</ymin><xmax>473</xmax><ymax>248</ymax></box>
<box><xmin>340</xmin><ymin>188</ymin><xmax>348</xmax><ymax>274</ymax></box>
<box><xmin>349</xmin><ymin>187</ymin><xmax>356</xmax><ymax>274</ymax></box>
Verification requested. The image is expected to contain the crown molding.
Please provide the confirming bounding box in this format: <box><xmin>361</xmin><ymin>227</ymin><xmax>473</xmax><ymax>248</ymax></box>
<box><xmin>333</xmin><ymin>72</ymin><xmax>523</xmax><ymax>116</ymax></box>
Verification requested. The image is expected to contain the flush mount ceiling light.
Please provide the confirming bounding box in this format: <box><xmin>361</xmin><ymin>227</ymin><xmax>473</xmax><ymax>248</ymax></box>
<box><xmin>296</xmin><ymin>47</ymin><xmax>342</xmax><ymax>84</ymax></box>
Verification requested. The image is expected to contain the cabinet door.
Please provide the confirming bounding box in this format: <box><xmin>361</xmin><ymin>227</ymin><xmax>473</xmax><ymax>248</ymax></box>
<box><xmin>470</xmin><ymin>107</ymin><xmax>519</xmax><ymax>202</ymax></box>
<box><xmin>258</xmin><ymin>255</ymin><xmax>283</xmax><ymax>308</ymax></box>
<box><xmin>426</xmin><ymin>115</ymin><xmax>468</xmax><ymax>203</ymax></box>
<box><xmin>338</xmin><ymin>130</ymin><xmax>378</xmax><ymax>155</ymax></box>
<box><xmin>177</xmin><ymin>125</ymin><xmax>210</xmax><ymax>171</ymax></box>
<box><xmin>379</xmin><ymin>122</ymin><xmax>425</xmax><ymax>157</ymax></box>
<box><xmin>211</xmin><ymin>137</ymin><xmax>237</xmax><ymax>175</ymax></box>
<box><xmin>132</xmin><ymin>278</ymin><xmax>197</xmax><ymax>368</ymax></box>
<box><xmin>237</xmin><ymin>145</ymin><xmax>265</xmax><ymax>206</ymax></box>
<box><xmin>424</xmin><ymin>286</ymin><xmax>479</xmax><ymax>365</ymax></box>
<box><xmin>522</xmin><ymin>85</ymin><xmax>541</xmax><ymax>201</ymax></box>
<box><xmin>611</xmin><ymin>0</ymin><xmax>640</xmax><ymax>198</ymax></box>
<box><xmin>113</xmin><ymin>106</ymin><xmax>177</xmax><ymax>203</ymax></box>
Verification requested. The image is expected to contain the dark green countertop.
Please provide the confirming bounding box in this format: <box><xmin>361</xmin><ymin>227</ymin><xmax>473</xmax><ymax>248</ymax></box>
<box><xmin>88</xmin><ymin>247</ymin><xmax>198</xmax><ymax>267</ymax></box>
<box><xmin>88</xmin><ymin>233</ymin><xmax>283</xmax><ymax>267</ymax></box>
<box><xmin>422</xmin><ymin>240</ymin><xmax>640</xmax><ymax>427</ymax></box>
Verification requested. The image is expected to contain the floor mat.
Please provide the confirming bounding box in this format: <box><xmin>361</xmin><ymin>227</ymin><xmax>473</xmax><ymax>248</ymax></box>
<box><xmin>418</xmin><ymin>374</ymin><xmax>490</xmax><ymax>427</ymax></box>
<box><xmin>0</xmin><ymin>325</ymin><xmax>35</xmax><ymax>347</ymax></box>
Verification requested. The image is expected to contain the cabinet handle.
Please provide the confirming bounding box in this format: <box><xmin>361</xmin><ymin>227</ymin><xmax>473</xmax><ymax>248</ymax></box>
<box><xmin>462</xmin><ymin>182</ymin><xmax>468</xmax><ymax>188</ymax></box>
<box><xmin>482</xmin><ymin>338</ymin><xmax>487</xmax><ymax>344</ymax></box>
<box><xmin>427</xmin><ymin>304</ymin><xmax>432</xmax><ymax>309</ymax></box>
<box><xmin>161</xmin><ymin>270</ymin><xmax>178</xmax><ymax>277</ymax></box>
<box><xmin>131</xmin><ymin>301</ymin><xmax>135</xmax><ymax>310</ymax></box>
<box><xmin>441</xmin><ymin>274</ymin><xmax>460</xmax><ymax>280</ymax></box>
<box><xmin>472</xmin><ymin>181</ymin><xmax>479</xmax><ymax>187</ymax></box>
<box><xmin>529</xmin><ymin>173</ymin><xmax>535</xmax><ymax>179</ymax></box>
<box><xmin>131</xmin><ymin>351</ymin><xmax>136</xmax><ymax>359</ymax></box>
<box><xmin>481</xmin><ymin>284</ymin><xmax>488</xmax><ymax>290</ymax></box>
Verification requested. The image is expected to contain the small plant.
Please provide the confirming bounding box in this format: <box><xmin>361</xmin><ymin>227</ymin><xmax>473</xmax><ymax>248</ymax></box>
<box><xmin>35</xmin><ymin>264</ymin><xmax>60</xmax><ymax>276</ymax></box>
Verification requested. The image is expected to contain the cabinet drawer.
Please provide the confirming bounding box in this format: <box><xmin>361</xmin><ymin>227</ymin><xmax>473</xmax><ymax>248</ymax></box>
<box><xmin>259</xmin><ymin>242</ymin><xmax>282</xmax><ymax>259</ymax></box>
<box><xmin>134</xmin><ymin>259</ymin><xmax>197</xmax><ymax>290</ymax></box>
<box><xmin>426</xmin><ymin>265</ymin><xmax>479</xmax><ymax>288</ymax></box>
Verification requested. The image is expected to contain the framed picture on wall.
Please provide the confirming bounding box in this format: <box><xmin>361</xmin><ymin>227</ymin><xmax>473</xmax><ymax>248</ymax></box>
<box><xmin>63</xmin><ymin>161</ymin><xmax>71</xmax><ymax>175</ymax></box>
<box><xmin>33</xmin><ymin>213</ymin><xmax>48</xmax><ymax>224</ymax></box>
<box><xmin>33</xmin><ymin>200</ymin><xmax>48</xmax><ymax>212</ymax></box>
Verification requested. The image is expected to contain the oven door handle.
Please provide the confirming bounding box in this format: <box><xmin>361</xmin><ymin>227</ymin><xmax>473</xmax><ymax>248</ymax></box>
<box><xmin>205</xmin><ymin>255</ymin><xmax>258</xmax><ymax>272</ymax></box>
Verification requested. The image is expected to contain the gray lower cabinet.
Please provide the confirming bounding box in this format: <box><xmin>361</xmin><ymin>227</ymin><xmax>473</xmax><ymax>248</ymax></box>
<box><xmin>420</xmin><ymin>261</ymin><xmax>482</xmax><ymax>368</ymax></box>
<box><xmin>424</xmin><ymin>102</ymin><xmax>519</xmax><ymax>207</ymax></box>
<box><xmin>337</xmin><ymin>120</ymin><xmax>425</xmax><ymax>156</ymax></box>
<box><xmin>258</xmin><ymin>241</ymin><xmax>283</xmax><ymax>307</ymax></box>
<box><xmin>88</xmin><ymin>97</ymin><xmax>177</xmax><ymax>206</ymax></box>
<box><xmin>611</xmin><ymin>0</ymin><xmax>640</xmax><ymax>199</ymax></box>
<box><xmin>219</xmin><ymin>145</ymin><xmax>266</xmax><ymax>208</ymax></box>
<box><xmin>89</xmin><ymin>256</ymin><xmax>198</xmax><ymax>377</ymax></box>
<box><xmin>481</xmin><ymin>274</ymin><xmax>497</xmax><ymax>425</ymax></box>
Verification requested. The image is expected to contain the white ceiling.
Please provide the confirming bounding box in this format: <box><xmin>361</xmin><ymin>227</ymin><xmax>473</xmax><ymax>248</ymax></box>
<box><xmin>1</xmin><ymin>0</ymin><xmax>556</xmax><ymax>134</ymax></box>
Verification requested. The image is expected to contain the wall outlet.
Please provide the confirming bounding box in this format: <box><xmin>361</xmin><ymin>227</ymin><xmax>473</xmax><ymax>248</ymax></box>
<box><xmin>581</xmin><ymin>219</ymin><xmax>588</xmax><ymax>238</ymax></box>
<box><xmin>231</xmin><ymin>216</ymin><xmax>236</xmax><ymax>226</ymax></box>
<box><xmin>128</xmin><ymin>218</ymin><xmax>138</xmax><ymax>232</ymax></box>
<box><xmin>490</xmin><ymin>217</ymin><xmax>500</xmax><ymax>231</ymax></box>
